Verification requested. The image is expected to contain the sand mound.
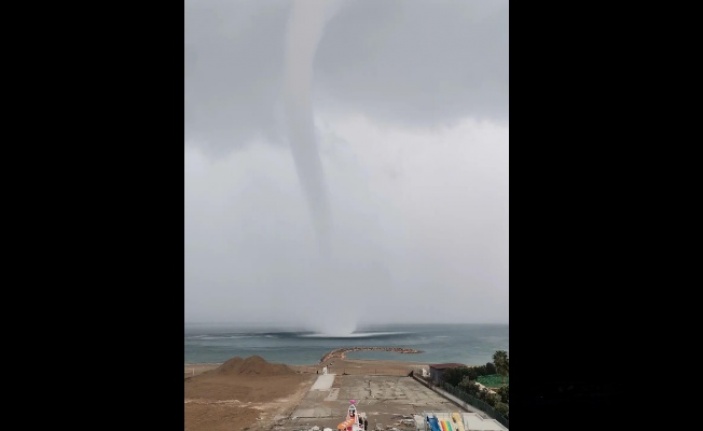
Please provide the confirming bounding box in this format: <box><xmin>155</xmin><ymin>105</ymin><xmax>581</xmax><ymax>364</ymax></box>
<box><xmin>214</xmin><ymin>356</ymin><xmax>244</xmax><ymax>374</ymax></box>
<box><xmin>214</xmin><ymin>355</ymin><xmax>296</xmax><ymax>376</ymax></box>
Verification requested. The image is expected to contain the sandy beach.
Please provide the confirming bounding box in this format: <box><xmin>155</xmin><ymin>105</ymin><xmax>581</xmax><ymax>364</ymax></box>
<box><xmin>185</xmin><ymin>351</ymin><xmax>434</xmax><ymax>431</ymax></box>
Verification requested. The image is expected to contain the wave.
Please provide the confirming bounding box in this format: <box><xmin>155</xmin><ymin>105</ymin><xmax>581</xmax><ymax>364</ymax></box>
<box><xmin>299</xmin><ymin>331</ymin><xmax>411</xmax><ymax>338</ymax></box>
<box><xmin>185</xmin><ymin>331</ymin><xmax>413</xmax><ymax>340</ymax></box>
<box><xmin>186</xmin><ymin>334</ymin><xmax>255</xmax><ymax>340</ymax></box>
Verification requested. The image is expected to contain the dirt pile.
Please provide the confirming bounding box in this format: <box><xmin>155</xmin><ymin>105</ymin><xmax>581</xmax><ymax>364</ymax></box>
<box><xmin>214</xmin><ymin>355</ymin><xmax>296</xmax><ymax>376</ymax></box>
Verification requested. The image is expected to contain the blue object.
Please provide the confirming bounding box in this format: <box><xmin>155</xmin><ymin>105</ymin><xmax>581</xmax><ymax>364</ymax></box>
<box><xmin>427</xmin><ymin>416</ymin><xmax>442</xmax><ymax>431</ymax></box>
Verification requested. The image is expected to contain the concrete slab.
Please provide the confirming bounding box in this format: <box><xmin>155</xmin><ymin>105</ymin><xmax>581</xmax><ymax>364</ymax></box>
<box><xmin>276</xmin><ymin>375</ymin><xmax>469</xmax><ymax>431</ymax></box>
<box><xmin>462</xmin><ymin>413</ymin><xmax>508</xmax><ymax>431</ymax></box>
<box><xmin>291</xmin><ymin>405</ymin><xmax>334</xmax><ymax>419</ymax></box>
<box><xmin>292</xmin><ymin>408</ymin><xmax>316</xmax><ymax>418</ymax></box>
<box><xmin>311</xmin><ymin>373</ymin><xmax>336</xmax><ymax>391</ymax></box>
<box><xmin>325</xmin><ymin>388</ymin><xmax>340</xmax><ymax>401</ymax></box>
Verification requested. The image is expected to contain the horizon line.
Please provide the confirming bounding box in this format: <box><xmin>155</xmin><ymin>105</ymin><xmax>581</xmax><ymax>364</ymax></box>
<box><xmin>184</xmin><ymin>321</ymin><xmax>509</xmax><ymax>325</ymax></box>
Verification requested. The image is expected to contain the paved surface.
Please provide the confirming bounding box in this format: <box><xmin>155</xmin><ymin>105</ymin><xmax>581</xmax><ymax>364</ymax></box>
<box><xmin>271</xmin><ymin>375</ymin><xmax>471</xmax><ymax>431</ymax></box>
<box><xmin>311</xmin><ymin>374</ymin><xmax>336</xmax><ymax>391</ymax></box>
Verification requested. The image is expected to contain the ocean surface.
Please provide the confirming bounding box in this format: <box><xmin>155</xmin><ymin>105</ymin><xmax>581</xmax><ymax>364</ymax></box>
<box><xmin>185</xmin><ymin>323</ymin><xmax>508</xmax><ymax>366</ymax></box>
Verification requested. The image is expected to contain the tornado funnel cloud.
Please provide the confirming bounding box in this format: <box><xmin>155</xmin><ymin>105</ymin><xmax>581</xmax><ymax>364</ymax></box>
<box><xmin>284</xmin><ymin>0</ymin><xmax>334</xmax><ymax>253</ymax></box>
<box><xmin>283</xmin><ymin>0</ymin><xmax>357</xmax><ymax>336</ymax></box>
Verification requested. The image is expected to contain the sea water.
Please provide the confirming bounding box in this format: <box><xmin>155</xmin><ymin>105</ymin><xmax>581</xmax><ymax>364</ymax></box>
<box><xmin>184</xmin><ymin>323</ymin><xmax>508</xmax><ymax>366</ymax></box>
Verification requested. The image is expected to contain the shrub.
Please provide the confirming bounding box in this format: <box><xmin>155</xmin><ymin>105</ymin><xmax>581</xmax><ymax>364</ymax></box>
<box><xmin>497</xmin><ymin>385</ymin><xmax>509</xmax><ymax>404</ymax></box>
<box><xmin>495</xmin><ymin>402</ymin><xmax>509</xmax><ymax>417</ymax></box>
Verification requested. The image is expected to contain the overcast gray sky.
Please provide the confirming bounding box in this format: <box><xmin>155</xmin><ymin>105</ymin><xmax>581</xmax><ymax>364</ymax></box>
<box><xmin>185</xmin><ymin>0</ymin><xmax>509</xmax><ymax>333</ymax></box>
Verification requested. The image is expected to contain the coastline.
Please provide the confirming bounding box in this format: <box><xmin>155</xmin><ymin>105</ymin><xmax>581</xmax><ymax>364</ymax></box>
<box><xmin>319</xmin><ymin>346</ymin><xmax>423</xmax><ymax>363</ymax></box>
<box><xmin>186</xmin><ymin>346</ymin><xmax>430</xmax><ymax>377</ymax></box>
<box><xmin>186</xmin><ymin>346</ymin><xmax>426</xmax><ymax>366</ymax></box>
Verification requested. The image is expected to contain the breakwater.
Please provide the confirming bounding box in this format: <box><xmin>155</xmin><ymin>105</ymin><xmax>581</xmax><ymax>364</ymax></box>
<box><xmin>320</xmin><ymin>346</ymin><xmax>423</xmax><ymax>363</ymax></box>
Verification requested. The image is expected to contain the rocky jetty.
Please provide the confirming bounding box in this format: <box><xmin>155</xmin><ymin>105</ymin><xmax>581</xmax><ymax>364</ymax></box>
<box><xmin>320</xmin><ymin>347</ymin><xmax>423</xmax><ymax>363</ymax></box>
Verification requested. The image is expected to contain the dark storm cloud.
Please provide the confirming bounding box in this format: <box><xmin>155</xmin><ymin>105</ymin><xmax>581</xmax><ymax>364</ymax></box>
<box><xmin>315</xmin><ymin>0</ymin><xmax>509</xmax><ymax>127</ymax></box>
<box><xmin>185</xmin><ymin>0</ymin><xmax>508</xmax><ymax>154</ymax></box>
<box><xmin>184</xmin><ymin>0</ymin><xmax>291</xmax><ymax>154</ymax></box>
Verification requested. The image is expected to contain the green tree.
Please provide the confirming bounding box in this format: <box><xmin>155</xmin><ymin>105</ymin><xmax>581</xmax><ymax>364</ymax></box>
<box><xmin>497</xmin><ymin>385</ymin><xmax>509</xmax><ymax>404</ymax></box>
<box><xmin>441</xmin><ymin>366</ymin><xmax>470</xmax><ymax>386</ymax></box>
<box><xmin>485</xmin><ymin>362</ymin><xmax>496</xmax><ymax>374</ymax></box>
<box><xmin>485</xmin><ymin>392</ymin><xmax>497</xmax><ymax>407</ymax></box>
<box><xmin>492</xmin><ymin>350</ymin><xmax>509</xmax><ymax>385</ymax></box>
<box><xmin>459</xmin><ymin>377</ymin><xmax>476</xmax><ymax>391</ymax></box>
<box><xmin>460</xmin><ymin>378</ymin><xmax>480</xmax><ymax>395</ymax></box>
<box><xmin>495</xmin><ymin>402</ymin><xmax>509</xmax><ymax>417</ymax></box>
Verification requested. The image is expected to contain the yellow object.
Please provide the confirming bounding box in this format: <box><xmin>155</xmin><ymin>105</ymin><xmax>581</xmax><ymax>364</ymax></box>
<box><xmin>451</xmin><ymin>413</ymin><xmax>466</xmax><ymax>431</ymax></box>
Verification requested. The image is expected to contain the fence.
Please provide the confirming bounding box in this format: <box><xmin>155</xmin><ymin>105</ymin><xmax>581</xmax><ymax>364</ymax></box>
<box><xmin>440</xmin><ymin>382</ymin><xmax>509</xmax><ymax>429</ymax></box>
